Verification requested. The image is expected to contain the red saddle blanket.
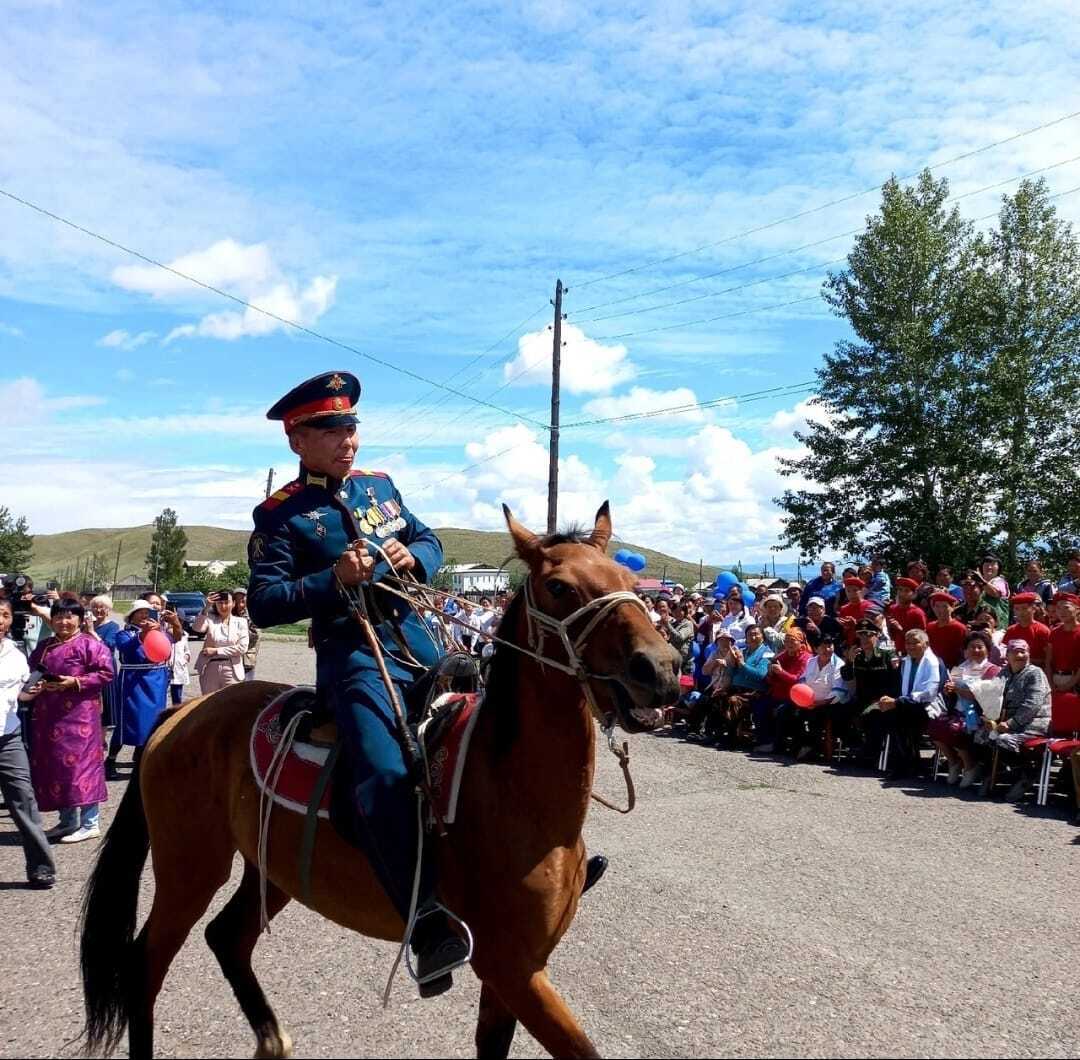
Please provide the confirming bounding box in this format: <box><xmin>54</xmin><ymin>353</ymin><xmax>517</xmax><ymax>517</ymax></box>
<box><xmin>250</xmin><ymin>690</ymin><xmax>483</xmax><ymax>825</ymax></box>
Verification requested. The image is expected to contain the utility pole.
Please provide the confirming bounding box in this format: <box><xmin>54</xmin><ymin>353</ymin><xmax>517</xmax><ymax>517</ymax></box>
<box><xmin>265</xmin><ymin>467</ymin><xmax>275</xmax><ymax>499</ymax></box>
<box><xmin>546</xmin><ymin>278</ymin><xmax>564</xmax><ymax>535</ymax></box>
<box><xmin>114</xmin><ymin>539</ymin><xmax>122</xmax><ymax>588</ymax></box>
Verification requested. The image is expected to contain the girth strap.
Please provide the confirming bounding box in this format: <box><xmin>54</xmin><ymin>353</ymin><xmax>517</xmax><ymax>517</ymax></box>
<box><xmin>299</xmin><ymin>738</ymin><xmax>341</xmax><ymax>903</ymax></box>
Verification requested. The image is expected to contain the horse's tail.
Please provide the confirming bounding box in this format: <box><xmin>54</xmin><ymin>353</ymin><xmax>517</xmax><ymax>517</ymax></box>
<box><xmin>79</xmin><ymin>753</ymin><xmax>151</xmax><ymax>1057</ymax></box>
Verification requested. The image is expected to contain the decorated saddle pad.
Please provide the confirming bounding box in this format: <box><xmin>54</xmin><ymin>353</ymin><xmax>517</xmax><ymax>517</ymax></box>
<box><xmin>250</xmin><ymin>688</ymin><xmax>484</xmax><ymax>826</ymax></box>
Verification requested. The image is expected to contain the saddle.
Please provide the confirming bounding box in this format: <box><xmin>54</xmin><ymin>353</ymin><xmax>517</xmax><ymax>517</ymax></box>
<box><xmin>250</xmin><ymin>653</ymin><xmax>485</xmax><ymax>873</ymax></box>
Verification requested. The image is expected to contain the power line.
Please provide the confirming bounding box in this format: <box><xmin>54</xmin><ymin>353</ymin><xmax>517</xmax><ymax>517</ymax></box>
<box><xmin>591</xmin><ymin>181</ymin><xmax>1080</xmax><ymax>343</ymax></box>
<box><xmin>568</xmin><ymin>153</ymin><xmax>1080</xmax><ymax>325</ymax></box>
<box><xmin>0</xmin><ymin>186</ymin><xmax>551</xmax><ymax>431</ymax></box>
<box><xmin>560</xmin><ymin>380</ymin><xmax>818</xmax><ymax>430</ymax></box>
<box><xmin>569</xmin><ymin>107</ymin><xmax>1080</xmax><ymax>292</ymax></box>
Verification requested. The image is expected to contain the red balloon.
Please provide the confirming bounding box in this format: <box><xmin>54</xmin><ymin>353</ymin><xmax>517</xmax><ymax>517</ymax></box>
<box><xmin>790</xmin><ymin>683</ymin><xmax>816</xmax><ymax>708</ymax></box>
<box><xmin>142</xmin><ymin>629</ymin><xmax>172</xmax><ymax>664</ymax></box>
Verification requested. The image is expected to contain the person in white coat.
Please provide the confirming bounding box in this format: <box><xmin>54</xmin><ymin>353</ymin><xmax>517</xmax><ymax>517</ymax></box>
<box><xmin>192</xmin><ymin>590</ymin><xmax>249</xmax><ymax>693</ymax></box>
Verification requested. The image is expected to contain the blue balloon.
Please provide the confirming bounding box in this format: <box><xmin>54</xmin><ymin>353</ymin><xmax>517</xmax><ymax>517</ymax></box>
<box><xmin>626</xmin><ymin>552</ymin><xmax>646</xmax><ymax>572</ymax></box>
<box><xmin>741</xmin><ymin>587</ymin><xmax>755</xmax><ymax>608</ymax></box>
<box><xmin>714</xmin><ymin>571</ymin><xmax>738</xmax><ymax>594</ymax></box>
<box><xmin>613</xmin><ymin>548</ymin><xmax>631</xmax><ymax>565</ymax></box>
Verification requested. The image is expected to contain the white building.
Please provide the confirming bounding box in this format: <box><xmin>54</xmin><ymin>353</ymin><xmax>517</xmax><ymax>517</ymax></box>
<box><xmin>446</xmin><ymin>563</ymin><xmax>510</xmax><ymax>597</ymax></box>
<box><xmin>183</xmin><ymin>559</ymin><xmax>239</xmax><ymax>576</ymax></box>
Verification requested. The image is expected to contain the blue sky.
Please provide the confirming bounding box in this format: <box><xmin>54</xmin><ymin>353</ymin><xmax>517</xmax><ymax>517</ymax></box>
<box><xmin>2</xmin><ymin>1</ymin><xmax>1079</xmax><ymax>565</ymax></box>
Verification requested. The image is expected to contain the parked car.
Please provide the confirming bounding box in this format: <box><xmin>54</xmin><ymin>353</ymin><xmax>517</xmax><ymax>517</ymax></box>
<box><xmin>163</xmin><ymin>591</ymin><xmax>207</xmax><ymax>638</ymax></box>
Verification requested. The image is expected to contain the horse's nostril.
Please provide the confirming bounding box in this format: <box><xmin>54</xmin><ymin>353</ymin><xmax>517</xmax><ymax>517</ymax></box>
<box><xmin>628</xmin><ymin>650</ymin><xmax>658</xmax><ymax>686</ymax></box>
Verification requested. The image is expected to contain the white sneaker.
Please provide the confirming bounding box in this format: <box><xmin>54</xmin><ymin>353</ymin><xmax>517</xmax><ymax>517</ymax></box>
<box><xmin>59</xmin><ymin>823</ymin><xmax>101</xmax><ymax>843</ymax></box>
<box><xmin>958</xmin><ymin>765</ymin><xmax>983</xmax><ymax>790</ymax></box>
<box><xmin>946</xmin><ymin>762</ymin><xmax>962</xmax><ymax>785</ymax></box>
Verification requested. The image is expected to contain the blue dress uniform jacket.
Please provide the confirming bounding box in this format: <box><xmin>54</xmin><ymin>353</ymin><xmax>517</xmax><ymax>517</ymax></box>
<box><xmin>246</xmin><ymin>464</ymin><xmax>444</xmax><ymax>920</ymax></box>
<box><xmin>247</xmin><ymin>466</ymin><xmax>443</xmax><ymax>677</ymax></box>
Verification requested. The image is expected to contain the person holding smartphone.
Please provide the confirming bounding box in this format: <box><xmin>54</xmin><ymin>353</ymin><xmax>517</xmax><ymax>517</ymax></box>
<box><xmin>192</xmin><ymin>590</ymin><xmax>249</xmax><ymax>693</ymax></box>
<box><xmin>20</xmin><ymin>599</ymin><xmax>114</xmax><ymax>842</ymax></box>
<box><xmin>0</xmin><ymin>597</ymin><xmax>56</xmax><ymax>885</ymax></box>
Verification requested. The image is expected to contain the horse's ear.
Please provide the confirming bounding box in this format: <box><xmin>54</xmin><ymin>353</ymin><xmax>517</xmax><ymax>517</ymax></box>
<box><xmin>503</xmin><ymin>503</ymin><xmax>541</xmax><ymax>563</ymax></box>
<box><xmin>588</xmin><ymin>500</ymin><xmax>613</xmax><ymax>552</ymax></box>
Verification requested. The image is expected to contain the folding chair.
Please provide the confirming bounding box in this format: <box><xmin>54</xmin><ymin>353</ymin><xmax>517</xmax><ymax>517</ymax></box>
<box><xmin>1035</xmin><ymin>691</ymin><xmax>1080</xmax><ymax>807</ymax></box>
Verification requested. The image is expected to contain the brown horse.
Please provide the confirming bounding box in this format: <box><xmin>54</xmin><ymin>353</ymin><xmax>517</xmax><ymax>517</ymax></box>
<box><xmin>79</xmin><ymin>502</ymin><xmax>680</xmax><ymax>1059</ymax></box>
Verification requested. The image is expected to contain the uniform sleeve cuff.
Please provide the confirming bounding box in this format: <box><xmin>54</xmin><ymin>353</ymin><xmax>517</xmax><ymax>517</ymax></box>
<box><xmin>300</xmin><ymin>568</ymin><xmax>340</xmax><ymax>606</ymax></box>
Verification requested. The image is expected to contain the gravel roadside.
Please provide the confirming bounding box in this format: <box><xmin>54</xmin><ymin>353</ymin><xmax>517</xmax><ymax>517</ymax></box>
<box><xmin>2</xmin><ymin>638</ymin><xmax>1078</xmax><ymax>1058</ymax></box>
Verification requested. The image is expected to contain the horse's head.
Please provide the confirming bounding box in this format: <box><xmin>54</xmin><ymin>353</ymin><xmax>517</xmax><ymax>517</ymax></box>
<box><xmin>503</xmin><ymin>500</ymin><xmax>681</xmax><ymax>732</ymax></box>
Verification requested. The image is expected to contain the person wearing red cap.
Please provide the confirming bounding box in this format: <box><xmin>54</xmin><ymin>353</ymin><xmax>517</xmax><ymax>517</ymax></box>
<box><xmin>926</xmin><ymin>591</ymin><xmax>968</xmax><ymax>668</ymax></box>
<box><xmin>1046</xmin><ymin>593</ymin><xmax>1080</xmax><ymax>696</ymax></box>
<box><xmin>837</xmin><ymin>577</ymin><xmax>875</xmax><ymax>646</ymax></box>
<box><xmin>887</xmin><ymin>578</ymin><xmax>927</xmax><ymax>655</ymax></box>
<box><xmin>1004</xmin><ymin>593</ymin><xmax>1051</xmax><ymax>668</ymax></box>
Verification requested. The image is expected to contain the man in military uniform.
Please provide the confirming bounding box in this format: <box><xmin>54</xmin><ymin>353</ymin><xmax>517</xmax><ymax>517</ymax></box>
<box><xmin>246</xmin><ymin>370</ymin><xmax>468</xmax><ymax>996</ymax></box>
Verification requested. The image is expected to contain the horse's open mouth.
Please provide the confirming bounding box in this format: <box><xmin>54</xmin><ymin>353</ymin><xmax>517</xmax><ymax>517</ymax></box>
<box><xmin>611</xmin><ymin>679</ymin><xmax>664</xmax><ymax>732</ymax></box>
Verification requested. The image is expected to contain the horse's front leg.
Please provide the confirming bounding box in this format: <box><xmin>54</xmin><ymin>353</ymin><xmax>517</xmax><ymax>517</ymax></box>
<box><xmin>494</xmin><ymin>969</ymin><xmax>600</xmax><ymax>1059</ymax></box>
<box><xmin>475</xmin><ymin>981</ymin><xmax>518</xmax><ymax>1059</ymax></box>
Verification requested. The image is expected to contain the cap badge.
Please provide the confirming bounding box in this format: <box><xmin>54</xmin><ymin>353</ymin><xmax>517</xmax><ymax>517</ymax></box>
<box><xmin>327</xmin><ymin>374</ymin><xmax>347</xmax><ymax>391</ymax></box>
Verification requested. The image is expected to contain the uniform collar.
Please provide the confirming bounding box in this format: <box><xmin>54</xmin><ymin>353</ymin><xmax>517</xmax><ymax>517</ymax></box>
<box><xmin>299</xmin><ymin>463</ymin><xmax>344</xmax><ymax>493</ymax></box>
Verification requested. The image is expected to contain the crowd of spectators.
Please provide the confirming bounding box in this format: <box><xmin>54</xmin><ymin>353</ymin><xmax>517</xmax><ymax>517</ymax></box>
<box><xmin>0</xmin><ymin>578</ymin><xmax>259</xmax><ymax>888</ymax></box>
<box><xmin>650</xmin><ymin>551</ymin><xmax>1080</xmax><ymax>820</ymax></box>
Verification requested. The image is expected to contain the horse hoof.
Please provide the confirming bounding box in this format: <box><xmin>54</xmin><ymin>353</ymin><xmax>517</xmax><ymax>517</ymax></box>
<box><xmin>254</xmin><ymin>1028</ymin><xmax>293</xmax><ymax>1058</ymax></box>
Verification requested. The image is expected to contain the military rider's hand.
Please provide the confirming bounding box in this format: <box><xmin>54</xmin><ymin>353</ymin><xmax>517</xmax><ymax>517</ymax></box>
<box><xmin>334</xmin><ymin>541</ymin><xmax>375</xmax><ymax>585</ymax></box>
<box><xmin>381</xmin><ymin>537</ymin><xmax>416</xmax><ymax>573</ymax></box>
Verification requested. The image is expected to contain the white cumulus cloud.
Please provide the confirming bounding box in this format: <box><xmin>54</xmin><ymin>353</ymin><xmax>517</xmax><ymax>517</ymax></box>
<box><xmin>581</xmin><ymin>386</ymin><xmax>708</xmax><ymax>425</ymax></box>
<box><xmin>502</xmin><ymin>323</ymin><xmax>635</xmax><ymax>395</ymax></box>
<box><xmin>110</xmin><ymin>239</ymin><xmax>337</xmax><ymax>343</ymax></box>
<box><xmin>765</xmin><ymin>395</ymin><xmax>831</xmax><ymax>438</ymax></box>
<box><xmin>98</xmin><ymin>328</ymin><xmax>157</xmax><ymax>350</ymax></box>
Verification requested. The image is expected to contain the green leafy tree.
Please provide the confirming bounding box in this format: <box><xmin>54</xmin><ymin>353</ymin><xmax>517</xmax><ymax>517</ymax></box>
<box><xmin>432</xmin><ymin>559</ymin><xmax>458</xmax><ymax>594</ymax></box>
<box><xmin>776</xmin><ymin>171</ymin><xmax>991</xmax><ymax>571</ymax></box>
<box><xmin>166</xmin><ymin>562</ymin><xmax>250</xmax><ymax>595</ymax></box>
<box><xmin>145</xmin><ymin>508</ymin><xmax>188</xmax><ymax>590</ymax></box>
<box><xmin>0</xmin><ymin>507</ymin><xmax>33</xmax><ymax>572</ymax></box>
<box><xmin>973</xmin><ymin>178</ymin><xmax>1080</xmax><ymax>570</ymax></box>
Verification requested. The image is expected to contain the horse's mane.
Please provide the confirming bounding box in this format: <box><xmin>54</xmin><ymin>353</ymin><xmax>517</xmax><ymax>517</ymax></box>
<box><xmin>485</xmin><ymin>588</ymin><xmax>525</xmax><ymax>755</ymax></box>
<box><xmin>484</xmin><ymin>526</ymin><xmax>597</xmax><ymax>755</ymax></box>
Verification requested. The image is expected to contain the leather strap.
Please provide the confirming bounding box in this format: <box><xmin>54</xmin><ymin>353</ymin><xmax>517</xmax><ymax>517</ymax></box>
<box><xmin>299</xmin><ymin>737</ymin><xmax>341</xmax><ymax>903</ymax></box>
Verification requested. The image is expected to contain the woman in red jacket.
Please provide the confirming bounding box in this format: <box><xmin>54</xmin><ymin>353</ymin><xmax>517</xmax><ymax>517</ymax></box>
<box><xmin>752</xmin><ymin>628</ymin><xmax>812</xmax><ymax>753</ymax></box>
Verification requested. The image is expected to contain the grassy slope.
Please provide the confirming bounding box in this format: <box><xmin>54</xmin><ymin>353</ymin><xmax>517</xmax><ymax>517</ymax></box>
<box><xmin>29</xmin><ymin>525</ymin><xmax>722</xmax><ymax>587</ymax></box>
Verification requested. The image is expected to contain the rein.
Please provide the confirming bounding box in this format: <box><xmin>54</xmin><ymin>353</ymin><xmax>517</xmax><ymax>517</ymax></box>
<box><xmin>361</xmin><ymin>551</ymin><xmax>646</xmax><ymax>814</ymax></box>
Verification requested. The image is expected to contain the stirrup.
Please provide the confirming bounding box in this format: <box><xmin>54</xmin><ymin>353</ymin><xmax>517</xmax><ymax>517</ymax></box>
<box><xmin>404</xmin><ymin>902</ymin><xmax>474</xmax><ymax>988</ymax></box>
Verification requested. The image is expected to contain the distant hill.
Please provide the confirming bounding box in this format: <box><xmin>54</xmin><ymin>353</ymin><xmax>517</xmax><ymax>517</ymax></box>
<box><xmin>27</xmin><ymin>524</ymin><xmax>726</xmax><ymax>588</ymax></box>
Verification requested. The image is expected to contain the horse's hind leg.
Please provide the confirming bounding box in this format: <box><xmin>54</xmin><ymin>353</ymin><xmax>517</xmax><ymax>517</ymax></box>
<box><xmin>476</xmin><ymin>982</ymin><xmax>518</xmax><ymax>1059</ymax></box>
<box><xmin>205</xmin><ymin>860</ymin><xmax>293</xmax><ymax>1059</ymax></box>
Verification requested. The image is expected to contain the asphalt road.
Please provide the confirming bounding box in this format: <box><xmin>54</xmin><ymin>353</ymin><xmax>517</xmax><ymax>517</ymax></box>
<box><xmin>2</xmin><ymin>638</ymin><xmax>1078</xmax><ymax>1058</ymax></box>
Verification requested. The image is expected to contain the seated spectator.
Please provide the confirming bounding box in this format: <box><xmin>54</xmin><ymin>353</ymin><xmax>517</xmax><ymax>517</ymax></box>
<box><xmin>799</xmin><ymin>562</ymin><xmax>842</xmax><ymax>617</ymax></box>
<box><xmin>1056</xmin><ymin>551</ymin><xmax>1080</xmax><ymax>596</ymax></box>
<box><xmin>934</xmin><ymin>566</ymin><xmax>964</xmax><ymax>603</ymax></box>
<box><xmin>929</xmin><ymin>630</ymin><xmax>1001</xmax><ymax>788</ymax></box>
<box><xmin>1046</xmin><ymin>593</ymin><xmax>1080</xmax><ymax>701</ymax></box>
<box><xmin>905</xmin><ymin>560</ymin><xmax>936</xmax><ymax>616</ymax></box>
<box><xmin>659</xmin><ymin>601</ymin><xmax>696</xmax><ymax>674</ymax></box>
<box><xmin>785</xmin><ymin>635</ymin><xmax>851</xmax><ymax>762</ymax></box>
<box><xmin>1004</xmin><ymin>593</ymin><xmax>1051</xmax><ymax>669</ymax></box>
<box><xmin>954</xmin><ymin>575</ymin><xmax>990</xmax><ymax>626</ymax></box>
<box><xmin>705</xmin><ymin>624</ymin><xmax>775</xmax><ymax>746</ymax></box>
<box><xmin>20</xmin><ymin>599</ymin><xmax>114</xmax><ymax>843</ymax></box>
<box><xmin>783</xmin><ymin>583</ymin><xmax>802</xmax><ymax>617</ymax></box>
<box><xmin>969</xmin><ymin>613</ymin><xmax>1005</xmax><ymax>664</ymax></box>
<box><xmin>719</xmin><ymin>591</ymin><xmax>755</xmax><ymax>650</ymax></box>
<box><xmin>837</xmin><ymin>577</ymin><xmax>876</xmax><ymax>645</ymax></box>
<box><xmin>793</xmin><ymin>596</ymin><xmax>843</xmax><ymax>650</ymax></box>
<box><xmin>926</xmin><ymin>591</ymin><xmax>968</xmax><ymax>668</ymax></box>
<box><xmin>1015</xmin><ymin>560</ymin><xmax>1055</xmax><ymax>605</ymax></box>
<box><xmin>753</xmin><ymin>629</ymin><xmax>812</xmax><ymax>753</ymax></box>
<box><xmin>866</xmin><ymin>557</ymin><xmax>891</xmax><ymax>606</ymax></box>
<box><xmin>867</xmin><ymin>629</ymin><xmax>946</xmax><ymax>780</ymax></box>
<box><xmin>758</xmin><ymin>593</ymin><xmax>792</xmax><ymax>651</ymax></box>
<box><xmin>978</xmin><ymin>640</ymin><xmax>1051</xmax><ymax>802</ymax></box>
<box><xmin>971</xmin><ymin>554</ymin><xmax>1010</xmax><ymax>630</ymax></box>
<box><xmin>887</xmin><ymin>578</ymin><xmax>927</xmax><ymax>655</ymax></box>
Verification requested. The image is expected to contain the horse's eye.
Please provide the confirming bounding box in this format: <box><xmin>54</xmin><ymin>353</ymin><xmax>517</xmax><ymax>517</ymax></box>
<box><xmin>546</xmin><ymin>579</ymin><xmax>568</xmax><ymax>599</ymax></box>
